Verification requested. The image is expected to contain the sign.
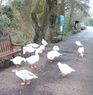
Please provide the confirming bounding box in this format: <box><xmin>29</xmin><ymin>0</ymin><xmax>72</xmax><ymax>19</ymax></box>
<box><xmin>60</xmin><ymin>15</ymin><xmax>64</xmax><ymax>26</ymax></box>
<box><xmin>60</xmin><ymin>15</ymin><xmax>64</xmax><ymax>33</ymax></box>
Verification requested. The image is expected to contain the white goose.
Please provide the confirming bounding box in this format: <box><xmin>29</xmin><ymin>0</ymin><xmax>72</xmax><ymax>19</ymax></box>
<box><xmin>53</xmin><ymin>45</ymin><xmax>60</xmax><ymax>51</ymax></box>
<box><xmin>25</xmin><ymin>48</ymin><xmax>42</xmax><ymax>68</ymax></box>
<box><xmin>36</xmin><ymin>47</ymin><xmax>43</xmax><ymax>54</ymax></box>
<box><xmin>30</xmin><ymin>43</ymin><xmax>39</xmax><ymax>48</ymax></box>
<box><xmin>47</xmin><ymin>50</ymin><xmax>62</xmax><ymax>63</ymax></box>
<box><xmin>23</xmin><ymin>46</ymin><xmax>36</xmax><ymax>55</ymax></box>
<box><xmin>42</xmin><ymin>39</ymin><xmax>48</xmax><ymax>46</ymax></box>
<box><xmin>40</xmin><ymin>45</ymin><xmax>45</xmax><ymax>52</ymax></box>
<box><xmin>12</xmin><ymin>69</ymin><xmax>38</xmax><ymax>85</ymax></box>
<box><xmin>75</xmin><ymin>41</ymin><xmax>83</xmax><ymax>46</ymax></box>
<box><xmin>57</xmin><ymin>62</ymin><xmax>75</xmax><ymax>77</ymax></box>
<box><xmin>10</xmin><ymin>56</ymin><xmax>26</xmax><ymax>67</ymax></box>
<box><xmin>78</xmin><ymin>47</ymin><xmax>84</xmax><ymax>57</ymax></box>
<box><xmin>47</xmin><ymin>51</ymin><xmax>55</xmax><ymax>63</ymax></box>
<box><xmin>50</xmin><ymin>50</ymin><xmax>62</xmax><ymax>58</ymax></box>
<box><xmin>26</xmin><ymin>43</ymin><xmax>39</xmax><ymax>48</ymax></box>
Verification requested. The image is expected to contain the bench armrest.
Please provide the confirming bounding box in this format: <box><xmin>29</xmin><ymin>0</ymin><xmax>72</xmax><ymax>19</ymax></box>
<box><xmin>12</xmin><ymin>44</ymin><xmax>24</xmax><ymax>47</ymax></box>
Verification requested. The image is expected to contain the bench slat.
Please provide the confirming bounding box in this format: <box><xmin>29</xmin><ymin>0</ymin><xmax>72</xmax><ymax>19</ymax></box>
<box><xmin>0</xmin><ymin>49</ymin><xmax>22</xmax><ymax>60</ymax></box>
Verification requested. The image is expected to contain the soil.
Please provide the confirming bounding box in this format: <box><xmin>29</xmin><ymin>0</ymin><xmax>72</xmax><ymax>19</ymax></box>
<box><xmin>0</xmin><ymin>27</ymin><xmax>93</xmax><ymax>95</ymax></box>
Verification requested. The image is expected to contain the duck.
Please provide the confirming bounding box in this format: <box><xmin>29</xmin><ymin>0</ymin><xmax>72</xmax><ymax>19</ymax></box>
<box><xmin>10</xmin><ymin>56</ymin><xmax>26</xmax><ymax>67</ymax></box>
<box><xmin>42</xmin><ymin>39</ymin><xmax>48</xmax><ymax>46</ymax></box>
<box><xmin>78</xmin><ymin>47</ymin><xmax>84</xmax><ymax>57</ymax></box>
<box><xmin>75</xmin><ymin>41</ymin><xmax>83</xmax><ymax>47</ymax></box>
<box><xmin>57</xmin><ymin>62</ymin><xmax>75</xmax><ymax>77</ymax></box>
<box><xmin>25</xmin><ymin>48</ymin><xmax>41</xmax><ymax>68</ymax></box>
<box><xmin>12</xmin><ymin>69</ymin><xmax>38</xmax><ymax>85</ymax></box>
<box><xmin>53</xmin><ymin>45</ymin><xmax>59</xmax><ymax>51</ymax></box>
<box><xmin>47</xmin><ymin>50</ymin><xmax>62</xmax><ymax>63</ymax></box>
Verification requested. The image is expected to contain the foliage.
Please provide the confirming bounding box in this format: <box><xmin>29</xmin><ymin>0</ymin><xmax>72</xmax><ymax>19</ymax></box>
<box><xmin>63</xmin><ymin>31</ymin><xmax>72</xmax><ymax>36</ymax></box>
<box><xmin>11</xmin><ymin>0</ymin><xmax>34</xmax><ymax>44</ymax></box>
<box><xmin>12</xmin><ymin>33</ymin><xmax>28</xmax><ymax>45</ymax></box>
<box><xmin>2</xmin><ymin>5</ymin><xmax>13</xmax><ymax>20</ymax></box>
<box><xmin>0</xmin><ymin>14</ymin><xmax>10</xmax><ymax>34</ymax></box>
<box><xmin>85</xmin><ymin>18</ymin><xmax>93</xmax><ymax>26</ymax></box>
<box><xmin>0</xmin><ymin>0</ymin><xmax>90</xmax><ymax>43</ymax></box>
<box><xmin>0</xmin><ymin>4</ymin><xmax>19</xmax><ymax>37</ymax></box>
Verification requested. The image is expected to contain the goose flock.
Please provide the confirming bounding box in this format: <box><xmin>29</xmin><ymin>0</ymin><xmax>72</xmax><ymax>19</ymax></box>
<box><xmin>10</xmin><ymin>39</ymin><xmax>84</xmax><ymax>86</ymax></box>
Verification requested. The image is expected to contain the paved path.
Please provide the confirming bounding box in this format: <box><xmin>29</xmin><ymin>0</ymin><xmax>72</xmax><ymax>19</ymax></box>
<box><xmin>0</xmin><ymin>26</ymin><xmax>93</xmax><ymax>95</ymax></box>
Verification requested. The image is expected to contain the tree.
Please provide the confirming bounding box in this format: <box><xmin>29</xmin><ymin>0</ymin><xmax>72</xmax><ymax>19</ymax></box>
<box><xmin>2</xmin><ymin>0</ymin><xmax>90</xmax><ymax>43</ymax></box>
<box><xmin>59</xmin><ymin>0</ymin><xmax>90</xmax><ymax>31</ymax></box>
<box><xmin>31</xmin><ymin>0</ymin><xmax>57</xmax><ymax>43</ymax></box>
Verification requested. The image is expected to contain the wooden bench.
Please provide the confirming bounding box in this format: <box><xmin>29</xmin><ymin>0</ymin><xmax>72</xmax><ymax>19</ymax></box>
<box><xmin>72</xmin><ymin>27</ymin><xmax>80</xmax><ymax>34</ymax></box>
<box><xmin>0</xmin><ymin>36</ymin><xmax>24</xmax><ymax>60</ymax></box>
<box><xmin>50</xmin><ymin>31</ymin><xmax>62</xmax><ymax>42</ymax></box>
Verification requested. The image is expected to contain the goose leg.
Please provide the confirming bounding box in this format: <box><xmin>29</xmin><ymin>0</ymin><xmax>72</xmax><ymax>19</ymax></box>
<box><xmin>19</xmin><ymin>64</ymin><xmax>22</xmax><ymax>66</ymax></box>
<box><xmin>16</xmin><ymin>64</ymin><xmax>22</xmax><ymax>67</ymax></box>
<box><xmin>79</xmin><ymin>54</ymin><xmax>84</xmax><ymax>57</ymax></box>
<box><xmin>16</xmin><ymin>64</ymin><xmax>20</xmax><ymax>68</ymax></box>
<box><xmin>31</xmin><ymin>65</ymin><xmax>37</xmax><ymax>69</ymax></box>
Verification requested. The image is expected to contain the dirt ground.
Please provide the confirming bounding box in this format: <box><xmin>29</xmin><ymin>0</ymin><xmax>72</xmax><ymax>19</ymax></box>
<box><xmin>0</xmin><ymin>27</ymin><xmax>93</xmax><ymax>95</ymax></box>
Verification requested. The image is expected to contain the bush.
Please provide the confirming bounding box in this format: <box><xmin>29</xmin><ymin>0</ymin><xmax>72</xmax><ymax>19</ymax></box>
<box><xmin>0</xmin><ymin>14</ymin><xmax>10</xmax><ymax>35</ymax></box>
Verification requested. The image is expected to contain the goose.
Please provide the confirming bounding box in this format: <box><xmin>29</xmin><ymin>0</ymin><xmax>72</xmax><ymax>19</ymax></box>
<box><xmin>47</xmin><ymin>50</ymin><xmax>62</xmax><ymax>63</ymax></box>
<box><xmin>40</xmin><ymin>45</ymin><xmax>45</xmax><ymax>52</ymax></box>
<box><xmin>31</xmin><ymin>43</ymin><xmax>39</xmax><ymax>48</ymax></box>
<box><xmin>12</xmin><ymin>69</ymin><xmax>38</xmax><ymax>85</ymax></box>
<box><xmin>23</xmin><ymin>46</ymin><xmax>36</xmax><ymax>56</ymax></box>
<box><xmin>75</xmin><ymin>41</ymin><xmax>83</xmax><ymax>47</ymax></box>
<box><xmin>47</xmin><ymin>51</ymin><xmax>55</xmax><ymax>63</ymax></box>
<box><xmin>36</xmin><ymin>47</ymin><xmax>43</xmax><ymax>54</ymax></box>
<box><xmin>25</xmin><ymin>48</ymin><xmax>41</xmax><ymax>68</ymax></box>
<box><xmin>57</xmin><ymin>62</ymin><xmax>75</xmax><ymax>77</ymax></box>
<box><xmin>50</xmin><ymin>50</ymin><xmax>62</xmax><ymax>58</ymax></box>
<box><xmin>78</xmin><ymin>47</ymin><xmax>84</xmax><ymax>57</ymax></box>
<box><xmin>10</xmin><ymin>56</ymin><xmax>26</xmax><ymax>67</ymax></box>
<box><xmin>53</xmin><ymin>45</ymin><xmax>59</xmax><ymax>51</ymax></box>
<box><xmin>42</xmin><ymin>39</ymin><xmax>48</xmax><ymax>46</ymax></box>
<box><xmin>26</xmin><ymin>43</ymin><xmax>39</xmax><ymax>48</ymax></box>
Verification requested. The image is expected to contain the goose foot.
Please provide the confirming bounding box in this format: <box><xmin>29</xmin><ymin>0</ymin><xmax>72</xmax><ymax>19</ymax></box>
<box><xmin>20</xmin><ymin>82</ymin><xmax>26</xmax><ymax>86</ymax></box>
<box><xmin>31</xmin><ymin>65</ymin><xmax>37</xmax><ymax>69</ymax></box>
<box><xmin>16</xmin><ymin>64</ymin><xmax>22</xmax><ymax>68</ymax></box>
<box><xmin>79</xmin><ymin>54</ymin><xmax>84</xmax><ymax>57</ymax></box>
<box><xmin>16</xmin><ymin>64</ymin><xmax>20</xmax><ymax>68</ymax></box>
<box><xmin>26</xmin><ymin>80</ymin><xmax>31</xmax><ymax>85</ymax></box>
<box><xmin>60</xmin><ymin>73</ymin><xmax>66</xmax><ymax>78</ymax></box>
<box><xmin>48</xmin><ymin>60</ymin><xmax>53</xmax><ymax>63</ymax></box>
<box><xmin>34</xmin><ymin>65</ymin><xmax>37</xmax><ymax>68</ymax></box>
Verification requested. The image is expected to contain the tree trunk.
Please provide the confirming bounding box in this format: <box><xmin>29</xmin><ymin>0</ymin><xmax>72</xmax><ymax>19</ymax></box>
<box><xmin>60</xmin><ymin>0</ymin><xmax>65</xmax><ymax>15</ymax></box>
<box><xmin>31</xmin><ymin>0</ymin><xmax>57</xmax><ymax>43</ymax></box>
